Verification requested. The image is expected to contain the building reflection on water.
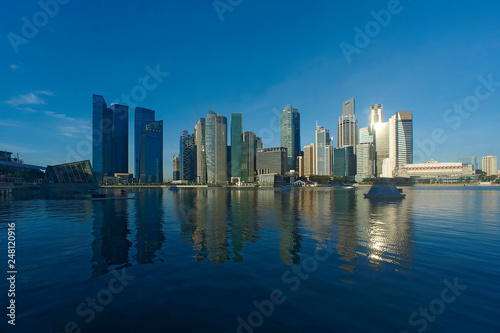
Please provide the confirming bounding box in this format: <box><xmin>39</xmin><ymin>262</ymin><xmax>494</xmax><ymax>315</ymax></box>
<box><xmin>90</xmin><ymin>188</ymin><xmax>415</xmax><ymax>275</ymax></box>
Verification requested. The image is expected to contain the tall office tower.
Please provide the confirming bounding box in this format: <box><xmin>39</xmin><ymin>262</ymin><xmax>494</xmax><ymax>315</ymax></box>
<box><xmin>333</xmin><ymin>147</ymin><xmax>356</xmax><ymax>177</ymax></box>
<box><xmin>256</xmin><ymin>147</ymin><xmax>288</xmax><ymax>176</ymax></box>
<box><xmin>385</xmin><ymin>111</ymin><xmax>413</xmax><ymax>177</ymax></box>
<box><xmin>370</xmin><ymin>104</ymin><xmax>383</xmax><ymax>125</ymax></box>
<box><xmin>92</xmin><ymin>95</ymin><xmax>112</xmax><ymax>175</ymax></box>
<box><xmin>92</xmin><ymin>95</ymin><xmax>129</xmax><ymax>177</ymax></box>
<box><xmin>357</xmin><ymin>126</ymin><xmax>375</xmax><ymax>180</ymax></box>
<box><xmin>372</xmin><ymin>122</ymin><xmax>389</xmax><ymax>177</ymax></box>
<box><xmin>482</xmin><ymin>155</ymin><xmax>498</xmax><ymax>176</ymax></box>
<box><xmin>297</xmin><ymin>156</ymin><xmax>304</xmax><ymax>177</ymax></box>
<box><xmin>303</xmin><ymin>143</ymin><xmax>316</xmax><ymax>176</ymax></box>
<box><xmin>179</xmin><ymin>130</ymin><xmax>196</xmax><ymax>182</ymax></box>
<box><xmin>256</xmin><ymin>137</ymin><xmax>263</xmax><ymax>149</ymax></box>
<box><xmin>195</xmin><ymin>118</ymin><xmax>207</xmax><ymax>183</ymax></box>
<box><xmin>206</xmin><ymin>109</ymin><xmax>228</xmax><ymax>184</ymax></box>
<box><xmin>280</xmin><ymin>105</ymin><xmax>301</xmax><ymax>171</ymax></box>
<box><xmin>139</xmin><ymin>121</ymin><xmax>163</xmax><ymax>183</ymax></box>
<box><xmin>173</xmin><ymin>154</ymin><xmax>180</xmax><ymax>181</ymax></box>
<box><xmin>337</xmin><ymin>98</ymin><xmax>358</xmax><ymax>152</ymax></box>
<box><xmin>240</xmin><ymin>131</ymin><xmax>257</xmax><ymax>182</ymax></box>
<box><xmin>135</xmin><ymin>107</ymin><xmax>155</xmax><ymax>179</ymax></box>
<box><xmin>231</xmin><ymin>113</ymin><xmax>243</xmax><ymax>179</ymax></box>
<box><xmin>315</xmin><ymin>125</ymin><xmax>332</xmax><ymax>176</ymax></box>
<box><xmin>457</xmin><ymin>157</ymin><xmax>479</xmax><ymax>171</ymax></box>
<box><xmin>109</xmin><ymin>103</ymin><xmax>129</xmax><ymax>174</ymax></box>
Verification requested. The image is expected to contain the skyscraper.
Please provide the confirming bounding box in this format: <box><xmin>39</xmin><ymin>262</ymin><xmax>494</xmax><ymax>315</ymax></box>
<box><xmin>173</xmin><ymin>154</ymin><xmax>180</xmax><ymax>181</ymax></box>
<box><xmin>140</xmin><ymin>121</ymin><xmax>163</xmax><ymax>183</ymax></box>
<box><xmin>92</xmin><ymin>94</ymin><xmax>112</xmax><ymax>176</ymax></box>
<box><xmin>386</xmin><ymin>111</ymin><xmax>413</xmax><ymax>177</ymax></box>
<box><xmin>109</xmin><ymin>103</ymin><xmax>129</xmax><ymax>174</ymax></box>
<box><xmin>195</xmin><ymin>118</ymin><xmax>207</xmax><ymax>183</ymax></box>
<box><xmin>482</xmin><ymin>155</ymin><xmax>498</xmax><ymax>176</ymax></box>
<box><xmin>135</xmin><ymin>107</ymin><xmax>155</xmax><ymax>179</ymax></box>
<box><xmin>357</xmin><ymin>126</ymin><xmax>375</xmax><ymax>180</ymax></box>
<box><xmin>279</xmin><ymin>105</ymin><xmax>300</xmax><ymax>171</ymax></box>
<box><xmin>315</xmin><ymin>125</ymin><xmax>332</xmax><ymax>176</ymax></box>
<box><xmin>303</xmin><ymin>143</ymin><xmax>315</xmax><ymax>177</ymax></box>
<box><xmin>256</xmin><ymin>147</ymin><xmax>287</xmax><ymax>176</ymax></box>
<box><xmin>240</xmin><ymin>131</ymin><xmax>256</xmax><ymax>182</ymax></box>
<box><xmin>334</xmin><ymin>147</ymin><xmax>356</xmax><ymax>177</ymax></box>
<box><xmin>206</xmin><ymin>109</ymin><xmax>228</xmax><ymax>184</ymax></box>
<box><xmin>92</xmin><ymin>95</ymin><xmax>129</xmax><ymax>177</ymax></box>
<box><xmin>370</xmin><ymin>104</ymin><xmax>383</xmax><ymax>125</ymax></box>
<box><xmin>179</xmin><ymin>130</ymin><xmax>196</xmax><ymax>182</ymax></box>
<box><xmin>337</xmin><ymin>98</ymin><xmax>358</xmax><ymax>151</ymax></box>
<box><xmin>231</xmin><ymin>113</ymin><xmax>243</xmax><ymax>179</ymax></box>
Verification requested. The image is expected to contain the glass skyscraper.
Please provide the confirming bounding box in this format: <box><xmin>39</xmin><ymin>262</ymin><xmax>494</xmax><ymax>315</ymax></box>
<box><xmin>333</xmin><ymin>146</ymin><xmax>356</xmax><ymax>177</ymax></box>
<box><xmin>140</xmin><ymin>121</ymin><xmax>163</xmax><ymax>183</ymax></box>
<box><xmin>109</xmin><ymin>103</ymin><xmax>129</xmax><ymax>174</ymax></box>
<box><xmin>135</xmin><ymin>107</ymin><xmax>155</xmax><ymax>179</ymax></box>
<box><xmin>315</xmin><ymin>125</ymin><xmax>332</xmax><ymax>176</ymax></box>
<box><xmin>337</xmin><ymin>98</ymin><xmax>359</xmax><ymax>152</ymax></box>
<box><xmin>206</xmin><ymin>109</ymin><xmax>228</xmax><ymax>184</ymax></box>
<box><xmin>92</xmin><ymin>95</ymin><xmax>128</xmax><ymax>177</ymax></box>
<box><xmin>240</xmin><ymin>131</ymin><xmax>256</xmax><ymax>182</ymax></box>
<box><xmin>231</xmin><ymin>113</ymin><xmax>243</xmax><ymax>180</ymax></box>
<box><xmin>279</xmin><ymin>105</ymin><xmax>300</xmax><ymax>171</ymax></box>
<box><xmin>179</xmin><ymin>130</ymin><xmax>196</xmax><ymax>182</ymax></box>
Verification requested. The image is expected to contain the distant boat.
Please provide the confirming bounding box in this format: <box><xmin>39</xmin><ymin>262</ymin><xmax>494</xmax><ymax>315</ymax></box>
<box><xmin>168</xmin><ymin>186</ymin><xmax>179</xmax><ymax>192</ymax></box>
<box><xmin>364</xmin><ymin>186</ymin><xmax>405</xmax><ymax>199</ymax></box>
<box><xmin>332</xmin><ymin>181</ymin><xmax>354</xmax><ymax>189</ymax></box>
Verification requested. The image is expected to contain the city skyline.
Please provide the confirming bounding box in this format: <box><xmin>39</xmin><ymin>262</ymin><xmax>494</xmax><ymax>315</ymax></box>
<box><xmin>2</xmin><ymin>2</ymin><xmax>500</xmax><ymax>178</ymax></box>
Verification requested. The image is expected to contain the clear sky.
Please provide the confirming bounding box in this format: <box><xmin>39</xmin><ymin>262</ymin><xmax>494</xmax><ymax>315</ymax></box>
<box><xmin>1</xmin><ymin>0</ymin><xmax>499</xmax><ymax>178</ymax></box>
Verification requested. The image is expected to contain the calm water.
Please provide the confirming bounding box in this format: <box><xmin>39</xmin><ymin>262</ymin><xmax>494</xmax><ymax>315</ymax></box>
<box><xmin>0</xmin><ymin>187</ymin><xmax>499</xmax><ymax>333</ymax></box>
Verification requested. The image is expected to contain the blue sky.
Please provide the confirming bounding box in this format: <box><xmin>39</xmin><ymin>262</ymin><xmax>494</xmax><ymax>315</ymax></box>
<box><xmin>1</xmin><ymin>0</ymin><xmax>500</xmax><ymax>177</ymax></box>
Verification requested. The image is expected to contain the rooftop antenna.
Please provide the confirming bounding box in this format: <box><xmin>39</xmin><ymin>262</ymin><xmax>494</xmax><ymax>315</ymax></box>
<box><xmin>316</xmin><ymin>120</ymin><xmax>318</xmax><ymax>127</ymax></box>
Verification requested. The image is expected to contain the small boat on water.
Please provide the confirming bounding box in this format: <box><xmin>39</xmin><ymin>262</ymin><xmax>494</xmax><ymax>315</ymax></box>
<box><xmin>168</xmin><ymin>186</ymin><xmax>179</xmax><ymax>192</ymax></box>
<box><xmin>364</xmin><ymin>186</ymin><xmax>405</xmax><ymax>199</ymax></box>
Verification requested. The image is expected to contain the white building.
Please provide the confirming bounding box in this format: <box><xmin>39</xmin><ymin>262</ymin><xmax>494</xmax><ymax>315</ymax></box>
<box><xmin>482</xmin><ymin>155</ymin><xmax>498</xmax><ymax>176</ymax></box>
<box><xmin>397</xmin><ymin>160</ymin><xmax>474</xmax><ymax>180</ymax></box>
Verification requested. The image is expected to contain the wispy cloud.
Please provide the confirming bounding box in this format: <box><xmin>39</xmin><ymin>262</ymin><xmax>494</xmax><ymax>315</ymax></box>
<box><xmin>59</xmin><ymin>120</ymin><xmax>91</xmax><ymax>138</ymax></box>
<box><xmin>10</xmin><ymin>64</ymin><xmax>18</xmax><ymax>70</ymax></box>
<box><xmin>44</xmin><ymin>111</ymin><xmax>75</xmax><ymax>121</ymax></box>
<box><xmin>4</xmin><ymin>91</ymin><xmax>53</xmax><ymax>107</ymax></box>
<box><xmin>0</xmin><ymin>120</ymin><xmax>23</xmax><ymax>128</ymax></box>
<box><xmin>0</xmin><ymin>143</ymin><xmax>36</xmax><ymax>154</ymax></box>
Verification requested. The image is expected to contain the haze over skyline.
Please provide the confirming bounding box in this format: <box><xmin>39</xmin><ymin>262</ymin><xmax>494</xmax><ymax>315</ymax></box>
<box><xmin>1</xmin><ymin>1</ymin><xmax>500</xmax><ymax>178</ymax></box>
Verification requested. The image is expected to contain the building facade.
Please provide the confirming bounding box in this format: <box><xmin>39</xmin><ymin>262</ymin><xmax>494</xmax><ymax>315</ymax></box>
<box><xmin>206</xmin><ymin>109</ymin><xmax>228</xmax><ymax>184</ymax></box>
<box><xmin>303</xmin><ymin>143</ymin><xmax>315</xmax><ymax>177</ymax></box>
<box><xmin>173</xmin><ymin>154</ymin><xmax>180</xmax><ymax>181</ymax></box>
<box><xmin>92</xmin><ymin>95</ymin><xmax>129</xmax><ymax>177</ymax></box>
<box><xmin>397</xmin><ymin>160</ymin><xmax>474</xmax><ymax>180</ymax></box>
<box><xmin>139</xmin><ymin>121</ymin><xmax>163</xmax><ymax>183</ymax></box>
<box><xmin>337</xmin><ymin>98</ymin><xmax>358</xmax><ymax>152</ymax></box>
<box><xmin>457</xmin><ymin>157</ymin><xmax>479</xmax><ymax>171</ymax></box>
<box><xmin>240</xmin><ymin>131</ymin><xmax>257</xmax><ymax>182</ymax></box>
<box><xmin>280</xmin><ymin>105</ymin><xmax>300</xmax><ymax>171</ymax></box>
<box><xmin>256</xmin><ymin>147</ymin><xmax>287</xmax><ymax>176</ymax></box>
<box><xmin>482</xmin><ymin>155</ymin><xmax>498</xmax><ymax>176</ymax></box>
<box><xmin>333</xmin><ymin>146</ymin><xmax>356</xmax><ymax>177</ymax></box>
<box><xmin>231</xmin><ymin>113</ymin><xmax>243</xmax><ymax>179</ymax></box>
<box><xmin>135</xmin><ymin>107</ymin><xmax>155</xmax><ymax>179</ymax></box>
<box><xmin>179</xmin><ymin>130</ymin><xmax>196</xmax><ymax>182</ymax></box>
<box><xmin>195</xmin><ymin>118</ymin><xmax>207</xmax><ymax>183</ymax></box>
<box><xmin>315</xmin><ymin>125</ymin><xmax>332</xmax><ymax>176</ymax></box>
